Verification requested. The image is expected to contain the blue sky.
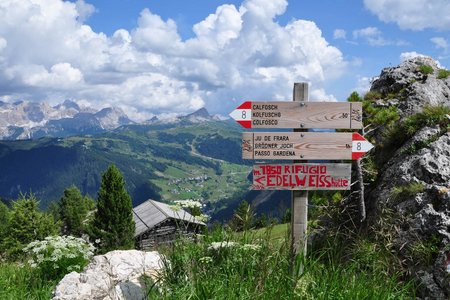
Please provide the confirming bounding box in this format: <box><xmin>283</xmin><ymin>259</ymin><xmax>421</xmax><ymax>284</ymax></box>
<box><xmin>0</xmin><ymin>0</ymin><xmax>448</xmax><ymax>120</ymax></box>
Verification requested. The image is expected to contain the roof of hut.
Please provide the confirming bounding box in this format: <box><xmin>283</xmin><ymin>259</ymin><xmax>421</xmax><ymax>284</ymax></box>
<box><xmin>133</xmin><ymin>199</ymin><xmax>205</xmax><ymax>237</ymax></box>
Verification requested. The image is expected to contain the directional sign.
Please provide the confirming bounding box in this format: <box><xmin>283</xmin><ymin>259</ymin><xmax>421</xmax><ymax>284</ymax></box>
<box><xmin>230</xmin><ymin>101</ymin><xmax>362</xmax><ymax>129</ymax></box>
<box><xmin>242</xmin><ymin>132</ymin><xmax>374</xmax><ymax>160</ymax></box>
<box><xmin>252</xmin><ymin>163</ymin><xmax>351</xmax><ymax>190</ymax></box>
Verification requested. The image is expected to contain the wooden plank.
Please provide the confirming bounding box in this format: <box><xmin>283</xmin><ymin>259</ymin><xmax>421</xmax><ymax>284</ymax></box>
<box><xmin>230</xmin><ymin>101</ymin><xmax>363</xmax><ymax>129</ymax></box>
<box><xmin>242</xmin><ymin>132</ymin><xmax>373</xmax><ymax>160</ymax></box>
<box><xmin>252</xmin><ymin>163</ymin><xmax>351</xmax><ymax>190</ymax></box>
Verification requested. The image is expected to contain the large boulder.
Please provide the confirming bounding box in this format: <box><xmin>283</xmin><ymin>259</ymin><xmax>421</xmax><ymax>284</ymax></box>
<box><xmin>52</xmin><ymin>250</ymin><xmax>164</xmax><ymax>300</ymax></box>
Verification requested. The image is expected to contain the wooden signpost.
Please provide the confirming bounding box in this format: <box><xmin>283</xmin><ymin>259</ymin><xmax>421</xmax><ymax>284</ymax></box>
<box><xmin>242</xmin><ymin>132</ymin><xmax>374</xmax><ymax>160</ymax></box>
<box><xmin>229</xmin><ymin>101</ymin><xmax>363</xmax><ymax>129</ymax></box>
<box><xmin>230</xmin><ymin>82</ymin><xmax>374</xmax><ymax>274</ymax></box>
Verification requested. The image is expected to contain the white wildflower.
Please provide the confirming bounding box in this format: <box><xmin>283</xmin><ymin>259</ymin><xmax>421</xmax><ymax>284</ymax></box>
<box><xmin>199</xmin><ymin>256</ymin><xmax>213</xmax><ymax>264</ymax></box>
<box><xmin>241</xmin><ymin>244</ymin><xmax>261</xmax><ymax>251</ymax></box>
<box><xmin>208</xmin><ymin>241</ymin><xmax>238</xmax><ymax>251</ymax></box>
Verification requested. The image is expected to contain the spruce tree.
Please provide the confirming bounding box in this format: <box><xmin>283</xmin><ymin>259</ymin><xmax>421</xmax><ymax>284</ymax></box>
<box><xmin>91</xmin><ymin>165</ymin><xmax>135</xmax><ymax>253</ymax></box>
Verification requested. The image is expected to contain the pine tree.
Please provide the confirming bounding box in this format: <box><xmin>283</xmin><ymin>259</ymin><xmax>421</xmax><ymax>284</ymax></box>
<box><xmin>91</xmin><ymin>165</ymin><xmax>135</xmax><ymax>253</ymax></box>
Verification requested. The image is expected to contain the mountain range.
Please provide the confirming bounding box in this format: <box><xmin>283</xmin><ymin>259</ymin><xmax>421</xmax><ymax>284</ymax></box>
<box><xmin>0</xmin><ymin>100</ymin><xmax>227</xmax><ymax>140</ymax></box>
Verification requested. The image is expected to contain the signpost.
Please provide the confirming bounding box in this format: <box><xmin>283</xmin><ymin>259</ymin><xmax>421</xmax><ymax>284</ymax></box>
<box><xmin>231</xmin><ymin>82</ymin><xmax>374</xmax><ymax>277</ymax></box>
<box><xmin>252</xmin><ymin>163</ymin><xmax>351</xmax><ymax>190</ymax></box>
<box><xmin>242</xmin><ymin>132</ymin><xmax>374</xmax><ymax>160</ymax></box>
<box><xmin>230</xmin><ymin>101</ymin><xmax>363</xmax><ymax>129</ymax></box>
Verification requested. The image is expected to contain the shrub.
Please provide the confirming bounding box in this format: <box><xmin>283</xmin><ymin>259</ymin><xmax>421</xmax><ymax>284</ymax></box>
<box><xmin>382</xmin><ymin>105</ymin><xmax>450</xmax><ymax>159</ymax></box>
<box><xmin>364</xmin><ymin>91</ymin><xmax>382</xmax><ymax>101</ymax></box>
<box><xmin>23</xmin><ymin>235</ymin><xmax>95</xmax><ymax>281</ymax></box>
<box><xmin>437</xmin><ymin>69</ymin><xmax>450</xmax><ymax>79</ymax></box>
<box><xmin>418</xmin><ymin>64</ymin><xmax>433</xmax><ymax>75</ymax></box>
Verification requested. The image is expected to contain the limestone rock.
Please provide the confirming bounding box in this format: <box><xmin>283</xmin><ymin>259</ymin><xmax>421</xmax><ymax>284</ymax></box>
<box><xmin>365</xmin><ymin>56</ymin><xmax>450</xmax><ymax>298</ymax></box>
<box><xmin>52</xmin><ymin>250</ymin><xmax>163</xmax><ymax>300</ymax></box>
<box><xmin>370</xmin><ymin>56</ymin><xmax>450</xmax><ymax>117</ymax></box>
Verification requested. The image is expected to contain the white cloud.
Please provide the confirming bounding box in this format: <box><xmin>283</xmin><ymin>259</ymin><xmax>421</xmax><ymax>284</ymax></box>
<box><xmin>400</xmin><ymin>51</ymin><xmax>427</xmax><ymax>62</ymax></box>
<box><xmin>352</xmin><ymin>27</ymin><xmax>406</xmax><ymax>46</ymax></box>
<box><xmin>352</xmin><ymin>76</ymin><xmax>372</xmax><ymax>96</ymax></box>
<box><xmin>430</xmin><ymin>37</ymin><xmax>449</xmax><ymax>50</ymax></box>
<box><xmin>0</xmin><ymin>0</ymin><xmax>347</xmax><ymax>120</ymax></box>
<box><xmin>75</xmin><ymin>0</ymin><xmax>96</xmax><ymax>22</ymax></box>
<box><xmin>333</xmin><ymin>29</ymin><xmax>346</xmax><ymax>39</ymax></box>
<box><xmin>364</xmin><ymin>0</ymin><xmax>450</xmax><ymax>31</ymax></box>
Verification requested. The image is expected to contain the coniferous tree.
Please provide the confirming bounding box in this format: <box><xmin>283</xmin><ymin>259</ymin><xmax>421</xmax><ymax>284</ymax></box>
<box><xmin>91</xmin><ymin>165</ymin><xmax>135</xmax><ymax>253</ymax></box>
<box><xmin>3</xmin><ymin>193</ymin><xmax>58</xmax><ymax>258</ymax></box>
<box><xmin>0</xmin><ymin>201</ymin><xmax>10</xmax><ymax>253</ymax></box>
<box><xmin>59</xmin><ymin>186</ymin><xmax>94</xmax><ymax>236</ymax></box>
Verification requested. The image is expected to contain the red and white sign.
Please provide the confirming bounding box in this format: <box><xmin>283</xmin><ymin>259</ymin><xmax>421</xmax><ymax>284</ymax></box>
<box><xmin>351</xmin><ymin>132</ymin><xmax>374</xmax><ymax>160</ymax></box>
<box><xmin>229</xmin><ymin>101</ymin><xmax>362</xmax><ymax>129</ymax></box>
<box><xmin>252</xmin><ymin>163</ymin><xmax>351</xmax><ymax>190</ymax></box>
<box><xmin>229</xmin><ymin>101</ymin><xmax>252</xmax><ymax>128</ymax></box>
<box><xmin>242</xmin><ymin>132</ymin><xmax>374</xmax><ymax>161</ymax></box>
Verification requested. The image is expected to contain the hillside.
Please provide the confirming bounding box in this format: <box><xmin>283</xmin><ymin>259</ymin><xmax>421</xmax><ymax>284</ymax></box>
<box><xmin>0</xmin><ymin>119</ymin><xmax>251</xmax><ymax>216</ymax></box>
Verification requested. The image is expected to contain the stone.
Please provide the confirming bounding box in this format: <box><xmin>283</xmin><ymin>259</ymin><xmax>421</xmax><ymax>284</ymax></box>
<box><xmin>52</xmin><ymin>250</ymin><xmax>163</xmax><ymax>300</ymax></box>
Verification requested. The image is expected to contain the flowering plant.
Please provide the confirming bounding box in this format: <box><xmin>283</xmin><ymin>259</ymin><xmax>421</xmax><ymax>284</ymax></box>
<box><xmin>23</xmin><ymin>235</ymin><xmax>95</xmax><ymax>280</ymax></box>
<box><xmin>172</xmin><ymin>199</ymin><xmax>210</xmax><ymax>223</ymax></box>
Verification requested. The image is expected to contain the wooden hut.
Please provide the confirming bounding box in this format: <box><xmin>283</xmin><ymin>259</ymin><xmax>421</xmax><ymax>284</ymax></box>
<box><xmin>133</xmin><ymin>199</ymin><xmax>205</xmax><ymax>250</ymax></box>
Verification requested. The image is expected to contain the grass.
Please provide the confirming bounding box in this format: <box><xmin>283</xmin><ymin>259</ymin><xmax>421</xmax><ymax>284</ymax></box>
<box><xmin>149</xmin><ymin>225</ymin><xmax>415</xmax><ymax>299</ymax></box>
<box><xmin>391</xmin><ymin>182</ymin><xmax>425</xmax><ymax>205</ymax></box>
<box><xmin>0</xmin><ymin>263</ymin><xmax>57</xmax><ymax>300</ymax></box>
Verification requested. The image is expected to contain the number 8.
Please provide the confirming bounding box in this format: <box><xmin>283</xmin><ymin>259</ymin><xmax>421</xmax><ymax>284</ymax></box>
<box><xmin>242</xmin><ymin>111</ymin><xmax>247</xmax><ymax>119</ymax></box>
<box><xmin>357</xmin><ymin>142</ymin><xmax>362</xmax><ymax>151</ymax></box>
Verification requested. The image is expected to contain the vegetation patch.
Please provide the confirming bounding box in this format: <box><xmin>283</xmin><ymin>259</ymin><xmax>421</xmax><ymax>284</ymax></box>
<box><xmin>437</xmin><ymin>69</ymin><xmax>450</xmax><ymax>79</ymax></box>
<box><xmin>408</xmin><ymin>235</ymin><xmax>441</xmax><ymax>266</ymax></box>
<box><xmin>149</xmin><ymin>225</ymin><xmax>414</xmax><ymax>299</ymax></box>
<box><xmin>391</xmin><ymin>182</ymin><xmax>425</xmax><ymax>204</ymax></box>
<box><xmin>382</xmin><ymin>105</ymin><xmax>450</xmax><ymax>162</ymax></box>
<box><xmin>418</xmin><ymin>64</ymin><xmax>434</xmax><ymax>75</ymax></box>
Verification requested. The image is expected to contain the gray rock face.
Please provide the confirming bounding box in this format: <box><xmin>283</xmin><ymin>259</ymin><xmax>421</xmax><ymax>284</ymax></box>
<box><xmin>365</xmin><ymin>57</ymin><xmax>450</xmax><ymax>298</ymax></box>
<box><xmin>368</xmin><ymin>129</ymin><xmax>450</xmax><ymax>298</ymax></box>
<box><xmin>52</xmin><ymin>250</ymin><xmax>163</xmax><ymax>300</ymax></box>
<box><xmin>370</xmin><ymin>56</ymin><xmax>450</xmax><ymax>117</ymax></box>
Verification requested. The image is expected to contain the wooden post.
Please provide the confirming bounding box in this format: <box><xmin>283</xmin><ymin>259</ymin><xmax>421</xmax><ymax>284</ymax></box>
<box><xmin>291</xmin><ymin>82</ymin><xmax>309</xmax><ymax>268</ymax></box>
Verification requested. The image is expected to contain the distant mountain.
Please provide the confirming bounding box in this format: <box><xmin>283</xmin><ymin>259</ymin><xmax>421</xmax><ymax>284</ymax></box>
<box><xmin>0</xmin><ymin>100</ymin><xmax>134</xmax><ymax>140</ymax></box>
<box><xmin>0</xmin><ymin>101</ymin><xmax>229</xmax><ymax>140</ymax></box>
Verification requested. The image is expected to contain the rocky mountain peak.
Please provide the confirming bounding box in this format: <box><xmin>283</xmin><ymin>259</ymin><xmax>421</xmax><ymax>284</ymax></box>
<box><xmin>54</xmin><ymin>99</ymin><xmax>81</xmax><ymax>111</ymax></box>
<box><xmin>0</xmin><ymin>100</ymin><xmax>135</xmax><ymax>139</ymax></box>
<box><xmin>182</xmin><ymin>107</ymin><xmax>213</xmax><ymax>123</ymax></box>
<box><xmin>370</xmin><ymin>55</ymin><xmax>450</xmax><ymax>117</ymax></box>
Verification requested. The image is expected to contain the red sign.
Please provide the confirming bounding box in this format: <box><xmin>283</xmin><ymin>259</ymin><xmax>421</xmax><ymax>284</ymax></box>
<box><xmin>252</xmin><ymin>163</ymin><xmax>351</xmax><ymax>190</ymax></box>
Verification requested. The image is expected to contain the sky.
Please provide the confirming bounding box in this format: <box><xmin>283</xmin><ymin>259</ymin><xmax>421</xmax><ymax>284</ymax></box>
<box><xmin>0</xmin><ymin>0</ymin><xmax>449</xmax><ymax>121</ymax></box>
